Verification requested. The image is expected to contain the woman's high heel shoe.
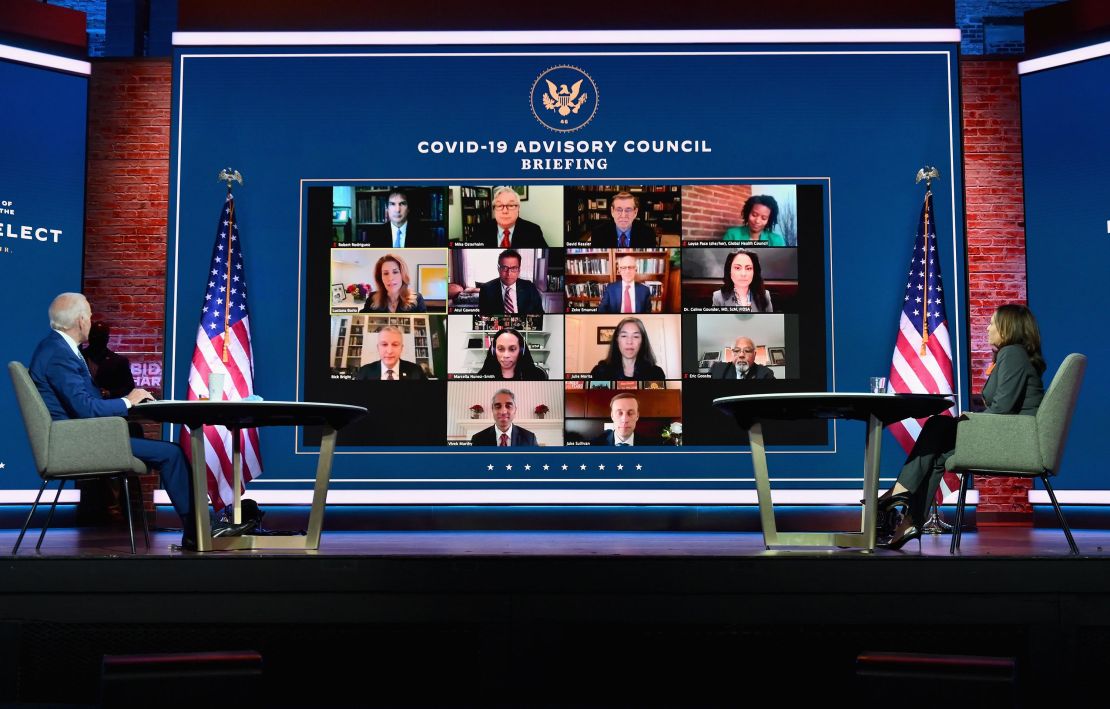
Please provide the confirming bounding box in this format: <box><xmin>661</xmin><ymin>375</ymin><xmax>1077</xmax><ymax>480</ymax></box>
<box><xmin>873</xmin><ymin>492</ymin><xmax>912</xmax><ymax>539</ymax></box>
<box><xmin>879</xmin><ymin>514</ymin><xmax>922</xmax><ymax>551</ymax></box>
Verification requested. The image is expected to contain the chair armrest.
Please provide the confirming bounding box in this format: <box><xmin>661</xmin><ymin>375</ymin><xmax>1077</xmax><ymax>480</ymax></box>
<box><xmin>48</xmin><ymin>417</ymin><xmax>144</xmax><ymax>475</ymax></box>
<box><xmin>946</xmin><ymin>413</ymin><xmax>1044</xmax><ymax>474</ymax></box>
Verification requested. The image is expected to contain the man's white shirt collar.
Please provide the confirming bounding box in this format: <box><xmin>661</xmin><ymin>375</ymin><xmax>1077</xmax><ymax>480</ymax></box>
<box><xmin>58</xmin><ymin>330</ymin><xmax>82</xmax><ymax>359</ymax></box>
<box><xmin>615</xmin><ymin>431</ymin><xmax>635</xmax><ymax>446</ymax></box>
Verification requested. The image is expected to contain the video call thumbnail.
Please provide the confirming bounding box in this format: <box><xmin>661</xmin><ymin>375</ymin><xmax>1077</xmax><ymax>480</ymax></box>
<box><xmin>330</xmin><ymin>186</ymin><xmax>448</xmax><ymax>247</ymax></box>
<box><xmin>330</xmin><ymin>248</ymin><xmax>448</xmax><ymax>315</ymax></box>
<box><xmin>447</xmin><ymin>247</ymin><xmax>565</xmax><ymax>315</ymax></box>
<box><xmin>564</xmin><ymin>380</ymin><xmax>683</xmax><ymax>447</ymax></box>
<box><xmin>681</xmin><ymin>184</ymin><xmax>799</xmax><ymax>247</ymax></box>
<box><xmin>446</xmin><ymin>381</ymin><xmax>565</xmax><ymax>447</ymax></box>
<box><xmin>450</xmin><ymin>185</ymin><xmax>566</xmax><ymax>248</ymax></box>
<box><xmin>681</xmin><ymin>247</ymin><xmax>799</xmax><ymax>313</ymax></box>
<box><xmin>564</xmin><ymin>185</ymin><xmax>681</xmax><ymax>248</ymax></box>
<box><xmin>565</xmin><ymin>248</ymin><xmax>680</xmax><ymax>313</ymax></box>
<box><xmin>329</xmin><ymin>314</ymin><xmax>447</xmax><ymax>381</ymax></box>
<box><xmin>446</xmin><ymin>314</ymin><xmax>564</xmax><ymax>380</ymax></box>
<box><xmin>564</xmin><ymin>314</ymin><xmax>682</xmax><ymax>381</ymax></box>
<box><xmin>682</xmin><ymin>313</ymin><xmax>799</xmax><ymax>380</ymax></box>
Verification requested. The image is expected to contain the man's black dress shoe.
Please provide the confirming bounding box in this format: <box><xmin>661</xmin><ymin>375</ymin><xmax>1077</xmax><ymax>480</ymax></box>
<box><xmin>179</xmin><ymin>518</ymin><xmax>257</xmax><ymax>550</ymax></box>
<box><xmin>212</xmin><ymin>518</ymin><xmax>259</xmax><ymax>538</ymax></box>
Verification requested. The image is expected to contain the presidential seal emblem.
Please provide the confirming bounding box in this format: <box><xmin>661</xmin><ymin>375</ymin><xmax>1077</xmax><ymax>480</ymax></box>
<box><xmin>530</xmin><ymin>66</ymin><xmax>598</xmax><ymax>133</ymax></box>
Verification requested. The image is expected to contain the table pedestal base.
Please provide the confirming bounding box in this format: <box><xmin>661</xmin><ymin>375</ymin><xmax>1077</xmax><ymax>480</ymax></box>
<box><xmin>188</xmin><ymin>426</ymin><xmax>338</xmax><ymax>553</ymax></box>
<box><xmin>748</xmin><ymin>416</ymin><xmax>882</xmax><ymax>551</ymax></box>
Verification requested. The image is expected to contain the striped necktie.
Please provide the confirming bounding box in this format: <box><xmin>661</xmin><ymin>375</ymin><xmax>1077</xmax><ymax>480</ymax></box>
<box><xmin>504</xmin><ymin>286</ymin><xmax>515</xmax><ymax>313</ymax></box>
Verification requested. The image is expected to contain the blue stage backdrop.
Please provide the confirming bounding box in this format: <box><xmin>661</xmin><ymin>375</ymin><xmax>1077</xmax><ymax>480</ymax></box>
<box><xmin>1021</xmin><ymin>44</ymin><xmax>1110</xmax><ymax>496</ymax></box>
<box><xmin>166</xmin><ymin>31</ymin><xmax>969</xmax><ymax>504</ymax></box>
<box><xmin>0</xmin><ymin>47</ymin><xmax>89</xmax><ymax>499</ymax></box>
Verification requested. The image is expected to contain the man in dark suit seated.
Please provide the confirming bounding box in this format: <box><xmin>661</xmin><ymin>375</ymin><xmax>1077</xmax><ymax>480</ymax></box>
<box><xmin>708</xmin><ymin>336</ymin><xmax>775</xmax><ymax>380</ymax></box>
<box><xmin>359</xmin><ymin>189</ymin><xmax>440</xmax><ymax>247</ymax></box>
<box><xmin>355</xmin><ymin>325</ymin><xmax>427</xmax><ymax>380</ymax></box>
<box><xmin>597</xmin><ymin>254</ymin><xmax>652</xmax><ymax>313</ymax></box>
<box><xmin>478</xmin><ymin>249</ymin><xmax>544</xmax><ymax>314</ymax></box>
<box><xmin>592</xmin><ymin>393</ymin><xmax>662</xmax><ymax>446</ymax></box>
<box><xmin>28</xmin><ymin>293</ymin><xmax>247</xmax><ymax>549</ymax></box>
<box><xmin>590</xmin><ymin>191</ymin><xmax>657</xmax><ymax>248</ymax></box>
<box><xmin>477</xmin><ymin>186</ymin><xmax>547</xmax><ymax>248</ymax></box>
<box><xmin>471</xmin><ymin>388</ymin><xmax>539</xmax><ymax>447</ymax></box>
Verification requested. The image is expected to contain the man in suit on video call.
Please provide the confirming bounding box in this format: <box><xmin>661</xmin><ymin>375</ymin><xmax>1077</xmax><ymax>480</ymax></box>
<box><xmin>471</xmin><ymin>388</ymin><xmax>539</xmax><ymax>447</ymax></box>
<box><xmin>355</xmin><ymin>325</ymin><xmax>427</xmax><ymax>380</ymax></box>
<box><xmin>478</xmin><ymin>249</ymin><xmax>545</xmax><ymax>314</ymax></box>
<box><xmin>478</xmin><ymin>186</ymin><xmax>547</xmax><ymax>248</ymax></box>
<box><xmin>361</xmin><ymin>189</ymin><xmax>440</xmax><ymax>247</ymax></box>
<box><xmin>597</xmin><ymin>254</ymin><xmax>652</xmax><ymax>313</ymax></box>
<box><xmin>590</xmin><ymin>191</ymin><xmax>657</xmax><ymax>248</ymax></box>
<box><xmin>592</xmin><ymin>393</ymin><xmax>661</xmax><ymax>446</ymax></box>
<box><xmin>708</xmin><ymin>336</ymin><xmax>776</xmax><ymax>380</ymax></box>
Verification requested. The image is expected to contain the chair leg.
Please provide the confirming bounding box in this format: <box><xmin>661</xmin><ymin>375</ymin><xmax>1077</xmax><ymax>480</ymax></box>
<box><xmin>950</xmin><ymin>473</ymin><xmax>971</xmax><ymax>554</ymax></box>
<box><xmin>13</xmin><ymin>479</ymin><xmax>50</xmax><ymax>554</ymax></box>
<box><xmin>121</xmin><ymin>475</ymin><xmax>137</xmax><ymax>555</ymax></box>
<box><xmin>133</xmin><ymin>477</ymin><xmax>151</xmax><ymax>549</ymax></box>
<box><xmin>35</xmin><ymin>479</ymin><xmax>66</xmax><ymax>551</ymax></box>
<box><xmin>1041</xmin><ymin>475</ymin><xmax>1079</xmax><ymax>555</ymax></box>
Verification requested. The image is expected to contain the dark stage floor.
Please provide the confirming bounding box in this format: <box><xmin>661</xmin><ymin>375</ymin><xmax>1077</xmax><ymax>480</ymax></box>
<box><xmin>0</xmin><ymin>525</ymin><xmax>1104</xmax><ymax>557</ymax></box>
<box><xmin>1</xmin><ymin>527</ymin><xmax>1108</xmax><ymax>706</ymax></box>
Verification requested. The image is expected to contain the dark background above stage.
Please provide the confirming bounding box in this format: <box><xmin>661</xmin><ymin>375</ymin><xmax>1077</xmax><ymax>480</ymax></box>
<box><xmin>177</xmin><ymin>0</ymin><xmax>955</xmax><ymax>31</ymax></box>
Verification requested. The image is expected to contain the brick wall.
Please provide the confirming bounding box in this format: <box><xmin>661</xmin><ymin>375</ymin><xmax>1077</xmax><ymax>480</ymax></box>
<box><xmin>681</xmin><ymin>185</ymin><xmax>752</xmax><ymax>240</ymax></box>
<box><xmin>960</xmin><ymin>57</ymin><xmax>1031</xmax><ymax>524</ymax></box>
<box><xmin>84</xmin><ymin>58</ymin><xmax>172</xmax><ymax>510</ymax></box>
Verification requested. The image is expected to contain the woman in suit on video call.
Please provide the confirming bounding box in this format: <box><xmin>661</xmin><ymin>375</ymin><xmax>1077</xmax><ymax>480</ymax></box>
<box><xmin>711</xmin><ymin>249</ymin><xmax>773</xmax><ymax>311</ymax></box>
<box><xmin>476</xmin><ymin>328</ymin><xmax>548</xmax><ymax>380</ymax></box>
<box><xmin>361</xmin><ymin>254</ymin><xmax>427</xmax><ymax>313</ymax></box>
<box><xmin>589</xmin><ymin>317</ymin><xmax>666</xmax><ymax>381</ymax></box>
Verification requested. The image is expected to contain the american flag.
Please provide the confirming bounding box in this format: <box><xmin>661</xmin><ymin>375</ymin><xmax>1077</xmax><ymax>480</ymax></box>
<box><xmin>887</xmin><ymin>189</ymin><xmax>959</xmax><ymax>503</ymax></box>
<box><xmin>181</xmin><ymin>191</ymin><xmax>262</xmax><ymax>510</ymax></box>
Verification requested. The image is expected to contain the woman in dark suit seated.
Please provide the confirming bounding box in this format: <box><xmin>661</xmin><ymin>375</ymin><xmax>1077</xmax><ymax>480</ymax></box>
<box><xmin>589</xmin><ymin>317</ymin><xmax>666</xmax><ymax>380</ymax></box>
<box><xmin>711</xmin><ymin>249</ymin><xmax>773</xmax><ymax>311</ymax></box>
<box><xmin>361</xmin><ymin>253</ymin><xmax>427</xmax><ymax>313</ymax></box>
<box><xmin>476</xmin><ymin>328</ymin><xmax>548</xmax><ymax>380</ymax></box>
<box><xmin>878</xmin><ymin>304</ymin><xmax>1046</xmax><ymax>550</ymax></box>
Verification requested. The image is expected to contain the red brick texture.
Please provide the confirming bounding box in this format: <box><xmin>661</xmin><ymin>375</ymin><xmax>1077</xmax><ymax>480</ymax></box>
<box><xmin>681</xmin><ymin>185</ymin><xmax>752</xmax><ymax>240</ymax></box>
<box><xmin>81</xmin><ymin>58</ymin><xmax>1035</xmax><ymax>521</ymax></box>
<box><xmin>961</xmin><ymin>58</ymin><xmax>1032</xmax><ymax>523</ymax></box>
<box><xmin>84</xmin><ymin>58</ymin><xmax>173</xmax><ymax>511</ymax></box>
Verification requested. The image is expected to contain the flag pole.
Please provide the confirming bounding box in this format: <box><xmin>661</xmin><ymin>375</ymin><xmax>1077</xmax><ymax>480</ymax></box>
<box><xmin>217</xmin><ymin>168</ymin><xmax>243</xmax><ymax>365</ymax></box>
<box><xmin>914</xmin><ymin>166</ymin><xmax>940</xmax><ymax>356</ymax></box>
<box><xmin>912</xmin><ymin>166</ymin><xmax>953</xmax><ymax>536</ymax></box>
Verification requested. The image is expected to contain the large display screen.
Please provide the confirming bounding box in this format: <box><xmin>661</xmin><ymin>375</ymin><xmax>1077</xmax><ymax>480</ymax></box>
<box><xmin>166</xmin><ymin>33</ymin><xmax>969</xmax><ymax>501</ymax></box>
<box><xmin>302</xmin><ymin>183</ymin><xmax>828</xmax><ymax>449</ymax></box>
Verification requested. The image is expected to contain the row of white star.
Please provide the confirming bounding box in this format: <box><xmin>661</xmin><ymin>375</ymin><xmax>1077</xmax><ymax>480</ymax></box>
<box><xmin>486</xmin><ymin>463</ymin><xmax>643</xmax><ymax>471</ymax></box>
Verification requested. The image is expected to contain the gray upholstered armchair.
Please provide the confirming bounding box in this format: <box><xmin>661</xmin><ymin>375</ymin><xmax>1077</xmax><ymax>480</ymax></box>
<box><xmin>946</xmin><ymin>353</ymin><xmax>1087</xmax><ymax>555</ymax></box>
<box><xmin>8</xmin><ymin>361</ymin><xmax>149</xmax><ymax>554</ymax></box>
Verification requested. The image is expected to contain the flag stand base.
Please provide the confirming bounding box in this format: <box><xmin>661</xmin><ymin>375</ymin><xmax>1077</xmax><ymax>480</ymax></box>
<box><xmin>922</xmin><ymin>504</ymin><xmax>952</xmax><ymax>535</ymax></box>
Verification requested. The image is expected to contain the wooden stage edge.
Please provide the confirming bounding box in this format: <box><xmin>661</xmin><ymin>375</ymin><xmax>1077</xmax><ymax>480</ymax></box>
<box><xmin>1</xmin><ymin>528</ymin><xmax>1109</xmax><ymax>705</ymax></box>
